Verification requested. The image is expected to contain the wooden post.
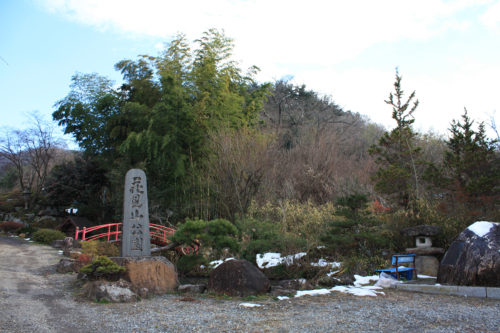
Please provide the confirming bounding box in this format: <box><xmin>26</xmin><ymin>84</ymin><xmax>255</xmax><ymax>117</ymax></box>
<box><xmin>75</xmin><ymin>227</ymin><xmax>79</xmax><ymax>240</ymax></box>
<box><xmin>82</xmin><ymin>227</ymin><xmax>86</xmax><ymax>241</ymax></box>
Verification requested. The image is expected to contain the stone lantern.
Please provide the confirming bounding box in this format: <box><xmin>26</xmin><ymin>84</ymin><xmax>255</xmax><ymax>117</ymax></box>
<box><xmin>22</xmin><ymin>189</ymin><xmax>31</xmax><ymax>210</ymax></box>
<box><xmin>401</xmin><ymin>225</ymin><xmax>444</xmax><ymax>277</ymax></box>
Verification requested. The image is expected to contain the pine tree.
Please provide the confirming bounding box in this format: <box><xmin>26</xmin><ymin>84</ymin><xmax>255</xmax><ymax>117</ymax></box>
<box><xmin>369</xmin><ymin>70</ymin><xmax>422</xmax><ymax>208</ymax></box>
<box><xmin>444</xmin><ymin>108</ymin><xmax>499</xmax><ymax>211</ymax></box>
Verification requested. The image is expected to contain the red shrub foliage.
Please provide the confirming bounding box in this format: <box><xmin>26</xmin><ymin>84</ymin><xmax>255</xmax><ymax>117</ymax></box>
<box><xmin>371</xmin><ymin>200</ymin><xmax>390</xmax><ymax>214</ymax></box>
<box><xmin>0</xmin><ymin>221</ymin><xmax>24</xmax><ymax>232</ymax></box>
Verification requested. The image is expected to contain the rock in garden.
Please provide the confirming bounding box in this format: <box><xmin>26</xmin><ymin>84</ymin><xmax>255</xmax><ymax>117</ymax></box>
<box><xmin>270</xmin><ymin>286</ymin><xmax>296</xmax><ymax>297</ymax></box>
<box><xmin>178</xmin><ymin>284</ymin><xmax>207</xmax><ymax>294</ymax></box>
<box><xmin>56</xmin><ymin>258</ymin><xmax>77</xmax><ymax>273</ymax></box>
<box><xmin>208</xmin><ymin>259</ymin><xmax>270</xmax><ymax>296</ymax></box>
<box><xmin>279</xmin><ymin>278</ymin><xmax>308</xmax><ymax>290</ymax></box>
<box><xmin>437</xmin><ymin>221</ymin><xmax>500</xmax><ymax>286</ymax></box>
<box><xmin>63</xmin><ymin>237</ymin><xmax>74</xmax><ymax>249</ymax></box>
<box><xmin>111</xmin><ymin>256</ymin><xmax>178</xmax><ymax>295</ymax></box>
<box><xmin>51</xmin><ymin>239</ymin><xmax>64</xmax><ymax>249</ymax></box>
<box><xmin>83</xmin><ymin>279</ymin><xmax>139</xmax><ymax>303</ymax></box>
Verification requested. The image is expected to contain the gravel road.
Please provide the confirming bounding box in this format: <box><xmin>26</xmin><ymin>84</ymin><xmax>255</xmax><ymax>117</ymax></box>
<box><xmin>0</xmin><ymin>235</ymin><xmax>499</xmax><ymax>333</ymax></box>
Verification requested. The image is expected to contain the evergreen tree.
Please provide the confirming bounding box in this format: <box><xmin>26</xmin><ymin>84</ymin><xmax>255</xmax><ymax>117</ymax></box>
<box><xmin>369</xmin><ymin>70</ymin><xmax>422</xmax><ymax>208</ymax></box>
<box><xmin>444</xmin><ymin>108</ymin><xmax>499</xmax><ymax>211</ymax></box>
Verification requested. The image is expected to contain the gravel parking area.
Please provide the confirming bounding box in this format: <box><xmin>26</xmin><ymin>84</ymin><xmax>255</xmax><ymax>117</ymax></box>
<box><xmin>1</xmin><ymin>236</ymin><xmax>499</xmax><ymax>333</ymax></box>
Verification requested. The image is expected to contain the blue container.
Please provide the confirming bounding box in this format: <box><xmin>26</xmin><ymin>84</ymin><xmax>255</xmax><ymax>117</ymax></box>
<box><xmin>376</xmin><ymin>267</ymin><xmax>414</xmax><ymax>280</ymax></box>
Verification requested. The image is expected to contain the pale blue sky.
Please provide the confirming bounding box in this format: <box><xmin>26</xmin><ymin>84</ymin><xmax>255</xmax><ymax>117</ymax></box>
<box><xmin>1</xmin><ymin>0</ymin><xmax>500</xmax><ymax>146</ymax></box>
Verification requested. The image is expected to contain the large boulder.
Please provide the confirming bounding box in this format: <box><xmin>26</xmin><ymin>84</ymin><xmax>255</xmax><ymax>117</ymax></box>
<box><xmin>437</xmin><ymin>221</ymin><xmax>500</xmax><ymax>286</ymax></box>
<box><xmin>208</xmin><ymin>259</ymin><xmax>270</xmax><ymax>296</ymax></box>
<box><xmin>111</xmin><ymin>256</ymin><xmax>178</xmax><ymax>295</ymax></box>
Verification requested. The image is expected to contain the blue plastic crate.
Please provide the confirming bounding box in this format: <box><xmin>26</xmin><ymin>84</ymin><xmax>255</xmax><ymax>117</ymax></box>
<box><xmin>376</xmin><ymin>267</ymin><xmax>414</xmax><ymax>280</ymax></box>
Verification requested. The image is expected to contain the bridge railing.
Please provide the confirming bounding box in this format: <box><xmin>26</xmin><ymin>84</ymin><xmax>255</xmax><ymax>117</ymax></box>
<box><xmin>74</xmin><ymin>222</ymin><xmax>197</xmax><ymax>254</ymax></box>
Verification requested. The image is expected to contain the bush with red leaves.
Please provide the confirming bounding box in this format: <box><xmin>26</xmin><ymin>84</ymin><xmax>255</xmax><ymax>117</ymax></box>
<box><xmin>0</xmin><ymin>221</ymin><xmax>24</xmax><ymax>233</ymax></box>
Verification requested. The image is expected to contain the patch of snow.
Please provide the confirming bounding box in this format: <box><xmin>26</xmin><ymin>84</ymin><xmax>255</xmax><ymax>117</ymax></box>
<box><xmin>58</xmin><ymin>250</ymin><xmax>64</xmax><ymax>255</ymax></box>
<box><xmin>417</xmin><ymin>274</ymin><xmax>436</xmax><ymax>279</ymax></box>
<box><xmin>24</xmin><ymin>238</ymin><xmax>30</xmax><ymax>241</ymax></box>
<box><xmin>275</xmin><ymin>274</ymin><xmax>387</xmax><ymax>299</ymax></box>
<box><xmin>331</xmin><ymin>286</ymin><xmax>384</xmax><ymax>297</ymax></box>
<box><xmin>294</xmin><ymin>289</ymin><xmax>331</xmax><ymax>297</ymax></box>
<box><xmin>435</xmin><ymin>283</ymin><xmax>441</xmax><ymax>286</ymax></box>
<box><xmin>311</xmin><ymin>259</ymin><xmax>341</xmax><ymax>268</ymax></box>
<box><xmin>239</xmin><ymin>302</ymin><xmax>262</xmax><ymax>308</ymax></box>
<box><xmin>326</xmin><ymin>270</ymin><xmax>340</xmax><ymax>277</ymax></box>
<box><xmin>256</xmin><ymin>252</ymin><xmax>307</xmax><ymax>269</ymax></box>
<box><xmin>277</xmin><ymin>296</ymin><xmax>289</xmax><ymax>300</ymax></box>
<box><xmin>283</xmin><ymin>252</ymin><xmax>307</xmax><ymax>265</ymax></box>
<box><xmin>353</xmin><ymin>274</ymin><xmax>379</xmax><ymax>287</ymax></box>
<box><xmin>208</xmin><ymin>257</ymin><xmax>235</xmax><ymax>269</ymax></box>
<box><xmin>256</xmin><ymin>252</ymin><xmax>283</xmax><ymax>269</ymax></box>
<box><xmin>316</xmin><ymin>245</ymin><xmax>326</xmax><ymax>249</ymax></box>
<box><xmin>468</xmin><ymin>221</ymin><xmax>498</xmax><ymax>237</ymax></box>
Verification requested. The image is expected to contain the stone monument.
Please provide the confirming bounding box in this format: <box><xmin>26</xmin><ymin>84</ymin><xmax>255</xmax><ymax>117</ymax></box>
<box><xmin>122</xmin><ymin>169</ymin><xmax>151</xmax><ymax>257</ymax></box>
<box><xmin>111</xmin><ymin>169</ymin><xmax>178</xmax><ymax>297</ymax></box>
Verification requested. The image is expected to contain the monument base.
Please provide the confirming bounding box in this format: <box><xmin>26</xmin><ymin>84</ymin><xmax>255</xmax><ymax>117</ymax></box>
<box><xmin>111</xmin><ymin>256</ymin><xmax>178</xmax><ymax>296</ymax></box>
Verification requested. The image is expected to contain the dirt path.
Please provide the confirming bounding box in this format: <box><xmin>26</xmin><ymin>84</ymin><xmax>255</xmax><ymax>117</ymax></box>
<box><xmin>0</xmin><ymin>236</ymin><xmax>87</xmax><ymax>332</ymax></box>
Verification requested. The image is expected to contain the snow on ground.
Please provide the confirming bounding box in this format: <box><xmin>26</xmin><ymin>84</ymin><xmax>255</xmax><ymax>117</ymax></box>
<box><xmin>291</xmin><ymin>273</ymin><xmax>384</xmax><ymax>299</ymax></box>
<box><xmin>295</xmin><ymin>289</ymin><xmax>332</xmax><ymax>297</ymax></box>
<box><xmin>310</xmin><ymin>258</ymin><xmax>341</xmax><ymax>268</ymax></box>
<box><xmin>256</xmin><ymin>252</ymin><xmax>307</xmax><ymax>269</ymax></box>
<box><xmin>353</xmin><ymin>274</ymin><xmax>379</xmax><ymax>287</ymax></box>
<box><xmin>201</xmin><ymin>257</ymin><xmax>235</xmax><ymax>269</ymax></box>
<box><xmin>330</xmin><ymin>285</ymin><xmax>384</xmax><ymax>297</ymax></box>
<box><xmin>239</xmin><ymin>303</ymin><xmax>262</xmax><ymax>308</ymax></box>
<box><xmin>417</xmin><ymin>274</ymin><xmax>436</xmax><ymax>279</ymax></box>
<box><xmin>468</xmin><ymin>221</ymin><xmax>498</xmax><ymax>237</ymax></box>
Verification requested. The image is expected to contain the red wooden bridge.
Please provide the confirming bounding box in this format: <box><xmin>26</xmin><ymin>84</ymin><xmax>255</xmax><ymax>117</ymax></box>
<box><xmin>74</xmin><ymin>222</ymin><xmax>197</xmax><ymax>254</ymax></box>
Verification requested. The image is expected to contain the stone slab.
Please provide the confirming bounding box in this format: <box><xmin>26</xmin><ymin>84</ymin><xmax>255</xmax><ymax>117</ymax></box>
<box><xmin>395</xmin><ymin>284</ymin><xmax>458</xmax><ymax>295</ymax></box>
<box><xmin>455</xmin><ymin>286</ymin><xmax>487</xmax><ymax>298</ymax></box>
<box><xmin>395</xmin><ymin>283</ymin><xmax>500</xmax><ymax>299</ymax></box>
<box><xmin>122</xmin><ymin>169</ymin><xmax>151</xmax><ymax>257</ymax></box>
<box><xmin>486</xmin><ymin>287</ymin><xmax>500</xmax><ymax>299</ymax></box>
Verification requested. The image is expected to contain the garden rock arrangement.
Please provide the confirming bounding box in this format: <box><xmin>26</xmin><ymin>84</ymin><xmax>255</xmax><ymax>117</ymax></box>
<box><xmin>208</xmin><ymin>259</ymin><xmax>270</xmax><ymax>296</ymax></box>
<box><xmin>438</xmin><ymin>221</ymin><xmax>500</xmax><ymax>286</ymax></box>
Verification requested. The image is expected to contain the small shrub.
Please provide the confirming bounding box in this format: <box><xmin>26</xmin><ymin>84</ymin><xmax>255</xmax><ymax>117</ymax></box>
<box><xmin>176</xmin><ymin>254</ymin><xmax>208</xmax><ymax>275</ymax></box>
<box><xmin>237</xmin><ymin>218</ymin><xmax>306</xmax><ymax>263</ymax></box>
<box><xmin>321</xmin><ymin>194</ymin><xmax>389</xmax><ymax>257</ymax></box>
<box><xmin>81</xmin><ymin>240</ymin><xmax>120</xmax><ymax>259</ymax></box>
<box><xmin>17</xmin><ymin>224</ymin><xmax>37</xmax><ymax>235</ymax></box>
<box><xmin>80</xmin><ymin>256</ymin><xmax>126</xmax><ymax>280</ymax></box>
<box><xmin>171</xmin><ymin>218</ymin><xmax>240</xmax><ymax>259</ymax></box>
<box><xmin>32</xmin><ymin>228</ymin><xmax>66</xmax><ymax>244</ymax></box>
<box><xmin>0</xmin><ymin>221</ymin><xmax>24</xmax><ymax>233</ymax></box>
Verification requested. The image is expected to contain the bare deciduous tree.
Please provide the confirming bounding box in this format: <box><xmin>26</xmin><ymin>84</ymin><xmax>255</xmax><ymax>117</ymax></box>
<box><xmin>0</xmin><ymin>113</ymin><xmax>65</xmax><ymax>202</ymax></box>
